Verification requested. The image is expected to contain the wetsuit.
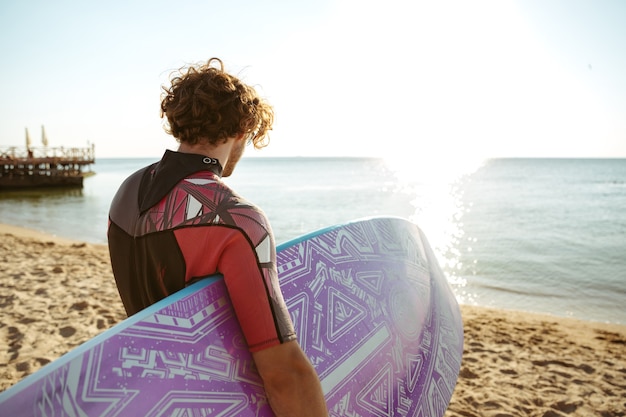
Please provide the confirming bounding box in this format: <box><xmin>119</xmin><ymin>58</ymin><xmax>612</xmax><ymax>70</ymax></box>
<box><xmin>107</xmin><ymin>150</ymin><xmax>296</xmax><ymax>352</ymax></box>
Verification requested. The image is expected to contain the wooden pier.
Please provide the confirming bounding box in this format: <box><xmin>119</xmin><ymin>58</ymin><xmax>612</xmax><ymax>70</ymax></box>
<box><xmin>0</xmin><ymin>145</ymin><xmax>95</xmax><ymax>189</ymax></box>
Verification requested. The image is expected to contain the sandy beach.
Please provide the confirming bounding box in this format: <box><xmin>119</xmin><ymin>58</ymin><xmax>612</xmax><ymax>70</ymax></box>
<box><xmin>1</xmin><ymin>224</ymin><xmax>625</xmax><ymax>416</ymax></box>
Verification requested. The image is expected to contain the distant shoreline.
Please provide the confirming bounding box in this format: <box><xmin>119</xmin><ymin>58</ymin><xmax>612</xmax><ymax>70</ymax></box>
<box><xmin>0</xmin><ymin>222</ymin><xmax>107</xmax><ymax>246</ymax></box>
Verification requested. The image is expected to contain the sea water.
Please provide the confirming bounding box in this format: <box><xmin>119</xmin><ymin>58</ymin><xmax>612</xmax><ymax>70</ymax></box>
<box><xmin>1</xmin><ymin>157</ymin><xmax>624</xmax><ymax>324</ymax></box>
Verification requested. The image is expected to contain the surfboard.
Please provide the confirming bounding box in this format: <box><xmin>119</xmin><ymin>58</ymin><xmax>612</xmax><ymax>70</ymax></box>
<box><xmin>0</xmin><ymin>216</ymin><xmax>463</xmax><ymax>416</ymax></box>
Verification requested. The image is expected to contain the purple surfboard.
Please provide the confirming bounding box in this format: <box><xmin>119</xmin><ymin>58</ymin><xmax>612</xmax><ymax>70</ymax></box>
<box><xmin>0</xmin><ymin>217</ymin><xmax>463</xmax><ymax>416</ymax></box>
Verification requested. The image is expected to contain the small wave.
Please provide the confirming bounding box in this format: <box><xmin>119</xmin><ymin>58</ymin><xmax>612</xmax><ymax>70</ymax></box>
<box><xmin>472</xmin><ymin>282</ymin><xmax>559</xmax><ymax>298</ymax></box>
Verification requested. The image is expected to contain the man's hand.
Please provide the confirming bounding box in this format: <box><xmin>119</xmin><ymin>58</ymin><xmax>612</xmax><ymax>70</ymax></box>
<box><xmin>252</xmin><ymin>340</ymin><xmax>328</xmax><ymax>416</ymax></box>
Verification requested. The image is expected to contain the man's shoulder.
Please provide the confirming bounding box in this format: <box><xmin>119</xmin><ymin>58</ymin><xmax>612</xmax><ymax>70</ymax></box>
<box><xmin>109</xmin><ymin>163</ymin><xmax>155</xmax><ymax>233</ymax></box>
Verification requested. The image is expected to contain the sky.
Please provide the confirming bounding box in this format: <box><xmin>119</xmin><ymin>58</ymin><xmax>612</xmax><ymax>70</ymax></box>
<box><xmin>1</xmin><ymin>0</ymin><xmax>625</xmax><ymax>160</ymax></box>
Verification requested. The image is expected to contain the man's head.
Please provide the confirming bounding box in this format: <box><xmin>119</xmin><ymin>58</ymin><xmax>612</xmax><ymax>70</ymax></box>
<box><xmin>160</xmin><ymin>58</ymin><xmax>274</xmax><ymax>149</ymax></box>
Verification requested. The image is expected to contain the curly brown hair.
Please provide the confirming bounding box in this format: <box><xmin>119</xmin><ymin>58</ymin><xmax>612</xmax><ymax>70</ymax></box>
<box><xmin>160</xmin><ymin>58</ymin><xmax>273</xmax><ymax>149</ymax></box>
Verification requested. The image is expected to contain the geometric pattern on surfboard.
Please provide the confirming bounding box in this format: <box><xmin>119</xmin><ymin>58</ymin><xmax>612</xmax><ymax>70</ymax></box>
<box><xmin>277</xmin><ymin>216</ymin><xmax>464</xmax><ymax>416</ymax></box>
<box><xmin>0</xmin><ymin>216</ymin><xmax>464</xmax><ymax>417</ymax></box>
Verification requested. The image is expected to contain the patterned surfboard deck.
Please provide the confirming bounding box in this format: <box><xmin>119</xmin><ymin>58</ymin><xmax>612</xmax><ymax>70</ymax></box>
<box><xmin>0</xmin><ymin>217</ymin><xmax>463</xmax><ymax>416</ymax></box>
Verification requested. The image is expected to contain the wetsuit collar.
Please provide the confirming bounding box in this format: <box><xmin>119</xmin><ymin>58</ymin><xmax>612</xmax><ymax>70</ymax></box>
<box><xmin>138</xmin><ymin>150</ymin><xmax>223</xmax><ymax>213</ymax></box>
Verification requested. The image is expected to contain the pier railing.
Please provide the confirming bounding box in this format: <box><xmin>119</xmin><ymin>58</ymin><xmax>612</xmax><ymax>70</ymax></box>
<box><xmin>0</xmin><ymin>145</ymin><xmax>95</xmax><ymax>164</ymax></box>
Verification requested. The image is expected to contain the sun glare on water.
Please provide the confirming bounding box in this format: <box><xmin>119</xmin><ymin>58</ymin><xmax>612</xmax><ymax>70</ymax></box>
<box><xmin>384</xmin><ymin>153</ymin><xmax>485</xmax><ymax>300</ymax></box>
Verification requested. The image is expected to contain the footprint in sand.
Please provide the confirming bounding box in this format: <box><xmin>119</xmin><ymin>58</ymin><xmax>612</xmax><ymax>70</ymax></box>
<box><xmin>35</xmin><ymin>358</ymin><xmax>51</xmax><ymax>366</ymax></box>
<box><xmin>59</xmin><ymin>326</ymin><xmax>76</xmax><ymax>338</ymax></box>
<box><xmin>552</xmin><ymin>400</ymin><xmax>582</xmax><ymax>414</ymax></box>
<box><xmin>70</xmin><ymin>301</ymin><xmax>89</xmax><ymax>311</ymax></box>
<box><xmin>531</xmin><ymin>359</ymin><xmax>596</xmax><ymax>375</ymax></box>
<box><xmin>15</xmin><ymin>362</ymin><xmax>30</xmax><ymax>372</ymax></box>
<box><xmin>7</xmin><ymin>326</ymin><xmax>24</xmax><ymax>360</ymax></box>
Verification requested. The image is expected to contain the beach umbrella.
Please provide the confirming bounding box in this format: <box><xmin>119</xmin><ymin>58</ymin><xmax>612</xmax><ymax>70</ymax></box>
<box><xmin>41</xmin><ymin>125</ymin><xmax>48</xmax><ymax>147</ymax></box>
<box><xmin>25</xmin><ymin>127</ymin><xmax>31</xmax><ymax>149</ymax></box>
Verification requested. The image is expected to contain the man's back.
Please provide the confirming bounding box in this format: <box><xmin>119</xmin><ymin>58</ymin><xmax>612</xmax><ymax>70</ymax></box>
<box><xmin>108</xmin><ymin>150</ymin><xmax>296</xmax><ymax>352</ymax></box>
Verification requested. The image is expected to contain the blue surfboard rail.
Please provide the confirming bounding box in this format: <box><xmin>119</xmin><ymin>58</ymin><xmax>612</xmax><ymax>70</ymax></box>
<box><xmin>276</xmin><ymin>215</ymin><xmax>408</xmax><ymax>251</ymax></box>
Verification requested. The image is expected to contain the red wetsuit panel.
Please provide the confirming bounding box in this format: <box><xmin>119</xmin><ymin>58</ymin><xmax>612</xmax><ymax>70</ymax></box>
<box><xmin>173</xmin><ymin>226</ymin><xmax>287</xmax><ymax>351</ymax></box>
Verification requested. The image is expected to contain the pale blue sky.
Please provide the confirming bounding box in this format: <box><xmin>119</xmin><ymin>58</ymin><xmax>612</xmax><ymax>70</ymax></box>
<box><xmin>1</xmin><ymin>0</ymin><xmax>625</xmax><ymax>160</ymax></box>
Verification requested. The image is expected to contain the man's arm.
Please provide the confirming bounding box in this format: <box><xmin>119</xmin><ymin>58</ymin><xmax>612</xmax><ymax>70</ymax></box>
<box><xmin>252</xmin><ymin>340</ymin><xmax>328</xmax><ymax>417</ymax></box>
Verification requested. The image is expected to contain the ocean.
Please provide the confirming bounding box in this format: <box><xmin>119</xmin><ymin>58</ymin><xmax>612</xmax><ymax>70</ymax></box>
<box><xmin>1</xmin><ymin>157</ymin><xmax>625</xmax><ymax>324</ymax></box>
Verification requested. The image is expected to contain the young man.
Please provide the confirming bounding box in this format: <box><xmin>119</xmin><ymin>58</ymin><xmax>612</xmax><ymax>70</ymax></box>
<box><xmin>107</xmin><ymin>58</ymin><xmax>328</xmax><ymax>416</ymax></box>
